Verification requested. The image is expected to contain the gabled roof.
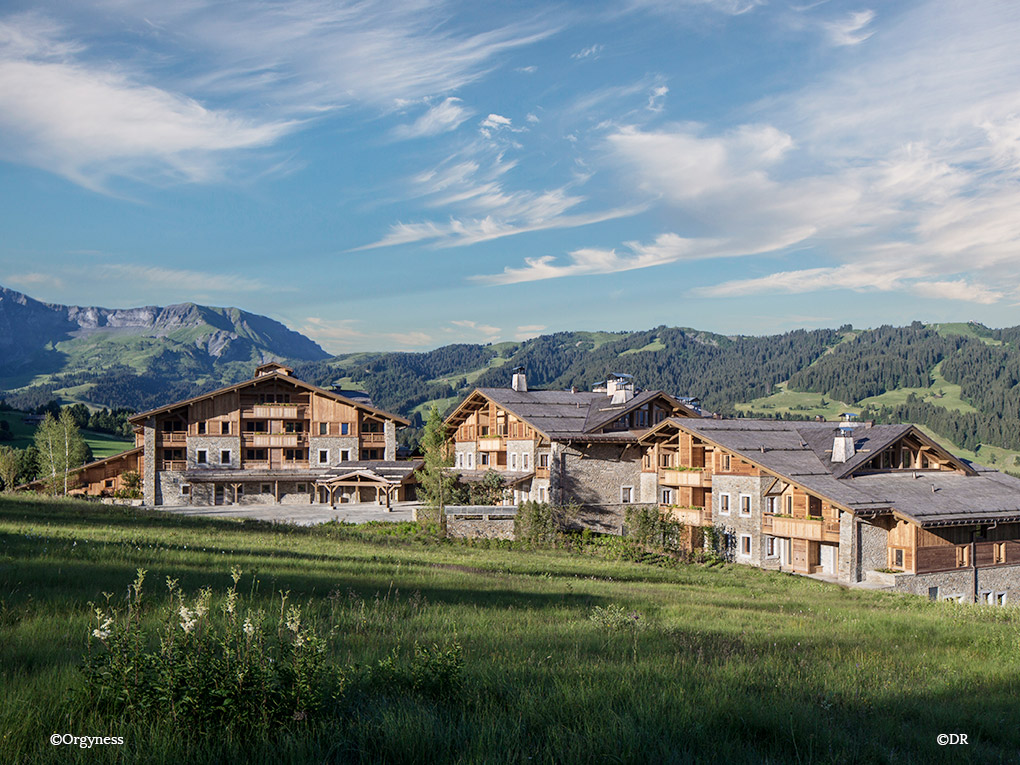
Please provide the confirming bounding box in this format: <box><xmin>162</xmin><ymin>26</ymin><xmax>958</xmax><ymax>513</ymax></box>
<box><xmin>641</xmin><ymin>417</ymin><xmax>1020</xmax><ymax>526</ymax></box>
<box><xmin>446</xmin><ymin>387</ymin><xmax>697</xmax><ymax>442</ymax></box>
<box><xmin>128</xmin><ymin>370</ymin><xmax>409</xmax><ymax>426</ymax></box>
<box><xmin>16</xmin><ymin>446</ymin><xmax>143</xmax><ymax>491</ymax></box>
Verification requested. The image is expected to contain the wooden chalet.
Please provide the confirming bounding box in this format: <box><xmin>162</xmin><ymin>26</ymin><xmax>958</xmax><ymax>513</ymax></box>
<box><xmin>640</xmin><ymin>417</ymin><xmax>1020</xmax><ymax>603</ymax></box>
<box><xmin>107</xmin><ymin>362</ymin><xmax>413</xmax><ymax>507</ymax></box>
<box><xmin>445</xmin><ymin>370</ymin><xmax>699</xmax><ymax>530</ymax></box>
<box><xmin>20</xmin><ymin>446</ymin><xmax>143</xmax><ymax>498</ymax></box>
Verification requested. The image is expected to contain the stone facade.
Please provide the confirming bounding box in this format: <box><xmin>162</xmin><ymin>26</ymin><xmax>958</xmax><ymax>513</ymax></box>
<box><xmin>454</xmin><ymin>442</ymin><xmax>479</xmax><ymax>470</ymax></box>
<box><xmin>891</xmin><ymin>565</ymin><xmax>1020</xmax><ymax>604</ymax></box>
<box><xmin>188</xmin><ymin>436</ymin><xmax>239</xmax><ymax>469</ymax></box>
<box><xmin>309</xmin><ymin>436</ymin><xmax>359</xmax><ymax>467</ymax></box>
<box><xmin>858</xmin><ymin>520</ymin><xmax>889</xmax><ymax>575</ymax></box>
<box><xmin>157</xmin><ymin>471</ymin><xmax>189</xmax><ymax>506</ymax></box>
<box><xmin>142</xmin><ymin>420</ymin><xmax>156</xmax><ymax>506</ymax></box>
<box><xmin>711</xmin><ymin>475</ymin><xmax>776</xmax><ymax>568</ymax></box>
<box><xmin>557</xmin><ymin>443</ymin><xmax>651</xmax><ymax>533</ymax></box>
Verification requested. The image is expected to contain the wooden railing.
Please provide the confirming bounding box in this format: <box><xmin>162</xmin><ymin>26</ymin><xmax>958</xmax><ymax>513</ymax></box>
<box><xmin>160</xmin><ymin>460</ymin><xmax>187</xmax><ymax>471</ymax></box>
<box><xmin>658</xmin><ymin>468</ymin><xmax>711</xmax><ymax>487</ymax></box>
<box><xmin>160</xmin><ymin>432</ymin><xmax>187</xmax><ymax>444</ymax></box>
<box><xmin>769</xmin><ymin>515</ymin><xmax>841</xmax><ymax>543</ymax></box>
<box><xmin>243</xmin><ymin>433</ymin><xmax>307</xmax><ymax>447</ymax></box>
<box><xmin>477</xmin><ymin>437</ymin><xmax>504</xmax><ymax>451</ymax></box>
<box><xmin>243</xmin><ymin>405</ymin><xmax>308</xmax><ymax>420</ymax></box>
<box><xmin>361</xmin><ymin>433</ymin><xmax>386</xmax><ymax>445</ymax></box>
<box><xmin>534</xmin><ymin>467</ymin><xmax>550</xmax><ymax>479</ymax></box>
<box><xmin>663</xmin><ymin>505</ymin><xmax>712</xmax><ymax>526</ymax></box>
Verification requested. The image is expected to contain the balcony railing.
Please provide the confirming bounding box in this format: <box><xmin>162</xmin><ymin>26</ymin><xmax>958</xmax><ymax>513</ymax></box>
<box><xmin>658</xmin><ymin>468</ymin><xmax>712</xmax><ymax>487</ymax></box>
<box><xmin>243</xmin><ymin>433</ymin><xmax>307</xmax><ymax>448</ymax></box>
<box><xmin>769</xmin><ymin>515</ymin><xmax>841</xmax><ymax>543</ymax></box>
<box><xmin>662</xmin><ymin>505</ymin><xmax>712</xmax><ymax>526</ymax></box>
<box><xmin>361</xmin><ymin>432</ymin><xmax>386</xmax><ymax>445</ymax></box>
<box><xmin>160</xmin><ymin>432</ymin><xmax>187</xmax><ymax>444</ymax></box>
<box><xmin>244</xmin><ymin>405</ymin><xmax>308</xmax><ymax>420</ymax></box>
<box><xmin>160</xmin><ymin>460</ymin><xmax>187</xmax><ymax>471</ymax></box>
<box><xmin>535</xmin><ymin>467</ymin><xmax>550</xmax><ymax>479</ymax></box>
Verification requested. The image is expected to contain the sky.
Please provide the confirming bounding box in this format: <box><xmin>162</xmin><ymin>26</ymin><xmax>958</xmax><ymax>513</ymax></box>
<box><xmin>2</xmin><ymin>0</ymin><xmax>1020</xmax><ymax>353</ymax></box>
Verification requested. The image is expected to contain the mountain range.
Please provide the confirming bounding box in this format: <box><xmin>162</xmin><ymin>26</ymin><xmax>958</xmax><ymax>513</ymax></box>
<box><xmin>2</xmin><ymin>284</ymin><xmax>1019</xmax><ymax>472</ymax></box>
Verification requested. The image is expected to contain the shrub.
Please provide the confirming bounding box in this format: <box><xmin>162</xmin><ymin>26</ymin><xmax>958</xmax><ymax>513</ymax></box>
<box><xmin>623</xmin><ymin>506</ymin><xmax>684</xmax><ymax>552</ymax></box>
<box><xmin>513</xmin><ymin>501</ymin><xmax>579</xmax><ymax>547</ymax></box>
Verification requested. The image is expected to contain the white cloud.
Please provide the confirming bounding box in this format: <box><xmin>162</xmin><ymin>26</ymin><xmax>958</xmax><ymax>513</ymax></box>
<box><xmin>392</xmin><ymin>98</ymin><xmax>472</xmax><ymax>139</ymax></box>
<box><xmin>101</xmin><ymin>264</ymin><xmax>272</xmax><ymax>293</ymax></box>
<box><xmin>626</xmin><ymin>0</ymin><xmax>766</xmax><ymax>17</ymax></box>
<box><xmin>911</xmin><ymin>280</ymin><xmax>1003</xmax><ymax>305</ymax></box>
<box><xmin>300</xmin><ymin>317</ymin><xmax>432</xmax><ymax>352</ymax></box>
<box><xmin>0</xmin><ymin>3</ymin><xmax>554</xmax><ymax>188</ymax></box>
<box><xmin>571</xmin><ymin>44</ymin><xmax>603</xmax><ymax>60</ymax></box>
<box><xmin>647</xmin><ymin>85</ymin><xmax>668</xmax><ymax>112</ymax></box>
<box><xmin>451</xmin><ymin>319</ymin><xmax>502</xmax><ymax>338</ymax></box>
<box><xmin>515</xmin><ymin>324</ymin><xmax>546</xmax><ymax>340</ymax></box>
<box><xmin>824</xmin><ymin>10</ymin><xmax>875</xmax><ymax>47</ymax></box>
<box><xmin>5</xmin><ymin>271</ymin><xmax>65</xmax><ymax>290</ymax></box>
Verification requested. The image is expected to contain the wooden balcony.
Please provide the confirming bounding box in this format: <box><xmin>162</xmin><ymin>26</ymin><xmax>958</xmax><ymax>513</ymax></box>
<box><xmin>160</xmin><ymin>460</ymin><xmax>187</xmax><ymax>471</ymax></box>
<box><xmin>244</xmin><ymin>433</ymin><xmax>306</xmax><ymax>448</ymax></box>
<box><xmin>769</xmin><ymin>515</ymin><xmax>841</xmax><ymax>543</ymax></box>
<box><xmin>245</xmin><ymin>405</ymin><xmax>308</xmax><ymax>420</ymax></box>
<box><xmin>478</xmin><ymin>437</ymin><xmax>504</xmax><ymax>451</ymax></box>
<box><xmin>658</xmin><ymin>468</ymin><xmax>712</xmax><ymax>488</ymax></box>
<box><xmin>361</xmin><ymin>432</ymin><xmax>386</xmax><ymax>445</ymax></box>
<box><xmin>280</xmin><ymin>461</ymin><xmax>310</xmax><ymax>470</ymax></box>
<box><xmin>243</xmin><ymin>461</ymin><xmax>270</xmax><ymax>470</ymax></box>
<box><xmin>160</xmin><ymin>432</ymin><xmax>187</xmax><ymax>444</ymax></box>
<box><xmin>663</xmin><ymin>505</ymin><xmax>713</xmax><ymax>526</ymax></box>
<box><xmin>535</xmin><ymin>467</ymin><xmax>550</xmax><ymax>479</ymax></box>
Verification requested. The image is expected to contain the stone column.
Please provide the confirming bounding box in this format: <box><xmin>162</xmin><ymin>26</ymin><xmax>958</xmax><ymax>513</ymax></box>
<box><xmin>838</xmin><ymin>510</ymin><xmax>854</xmax><ymax>583</ymax></box>
<box><xmin>384</xmin><ymin>421</ymin><xmax>397</xmax><ymax>461</ymax></box>
<box><xmin>143</xmin><ymin>418</ymin><xmax>157</xmax><ymax>506</ymax></box>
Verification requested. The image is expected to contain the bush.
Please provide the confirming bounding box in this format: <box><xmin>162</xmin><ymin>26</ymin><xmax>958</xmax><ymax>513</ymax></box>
<box><xmin>81</xmin><ymin>568</ymin><xmax>344</xmax><ymax>734</ymax></box>
<box><xmin>623</xmin><ymin>506</ymin><xmax>684</xmax><ymax>552</ymax></box>
<box><xmin>513</xmin><ymin>501</ymin><xmax>579</xmax><ymax>547</ymax></box>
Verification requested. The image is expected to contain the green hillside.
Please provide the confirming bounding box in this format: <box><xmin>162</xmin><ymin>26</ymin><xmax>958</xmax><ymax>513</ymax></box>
<box><xmin>2</xmin><ymin>495</ymin><xmax>1018</xmax><ymax>763</ymax></box>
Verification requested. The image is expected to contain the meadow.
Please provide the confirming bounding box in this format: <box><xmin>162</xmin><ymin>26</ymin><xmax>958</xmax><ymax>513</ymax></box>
<box><xmin>1</xmin><ymin>495</ymin><xmax>1018</xmax><ymax>764</ymax></box>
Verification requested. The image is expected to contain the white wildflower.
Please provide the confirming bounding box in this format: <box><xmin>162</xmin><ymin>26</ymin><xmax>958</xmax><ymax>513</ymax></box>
<box><xmin>92</xmin><ymin>617</ymin><xmax>113</xmax><ymax>641</ymax></box>
<box><xmin>285</xmin><ymin>605</ymin><xmax>301</xmax><ymax>633</ymax></box>
<box><xmin>179</xmin><ymin>605</ymin><xmax>197</xmax><ymax>634</ymax></box>
<box><xmin>194</xmin><ymin>587</ymin><xmax>211</xmax><ymax>618</ymax></box>
<box><xmin>224</xmin><ymin>589</ymin><xmax>238</xmax><ymax>616</ymax></box>
<box><xmin>242</xmin><ymin>617</ymin><xmax>255</xmax><ymax>637</ymax></box>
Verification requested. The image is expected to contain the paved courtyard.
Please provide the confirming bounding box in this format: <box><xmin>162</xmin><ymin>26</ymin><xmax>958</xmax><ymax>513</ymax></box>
<box><xmin>160</xmin><ymin>501</ymin><xmax>417</xmax><ymax>526</ymax></box>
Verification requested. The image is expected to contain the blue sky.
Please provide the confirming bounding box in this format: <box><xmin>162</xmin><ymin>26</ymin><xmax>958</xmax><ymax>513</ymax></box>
<box><xmin>2</xmin><ymin>0</ymin><xmax>1020</xmax><ymax>353</ymax></box>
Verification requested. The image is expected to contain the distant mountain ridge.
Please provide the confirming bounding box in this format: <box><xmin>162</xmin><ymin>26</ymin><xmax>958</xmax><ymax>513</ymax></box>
<box><xmin>0</xmin><ymin>285</ymin><xmax>327</xmax><ymax>368</ymax></box>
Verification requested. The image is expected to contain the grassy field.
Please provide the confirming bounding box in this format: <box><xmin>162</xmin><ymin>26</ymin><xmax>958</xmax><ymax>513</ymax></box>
<box><xmin>2</xmin><ymin>497</ymin><xmax>1019</xmax><ymax>763</ymax></box>
<box><xmin>734</xmin><ymin>382</ymin><xmax>854</xmax><ymax>420</ymax></box>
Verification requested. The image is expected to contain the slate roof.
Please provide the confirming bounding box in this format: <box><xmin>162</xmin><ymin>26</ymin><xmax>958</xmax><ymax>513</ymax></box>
<box><xmin>184</xmin><ymin>460</ymin><xmax>422</xmax><ymax>484</ymax></box>
<box><xmin>466</xmin><ymin>387</ymin><xmax>692</xmax><ymax>441</ymax></box>
<box><xmin>648</xmin><ymin>418</ymin><xmax>1020</xmax><ymax>527</ymax></box>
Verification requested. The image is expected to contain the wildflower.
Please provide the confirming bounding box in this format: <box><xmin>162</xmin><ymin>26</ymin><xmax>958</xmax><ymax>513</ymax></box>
<box><xmin>165</xmin><ymin>576</ymin><xmax>178</xmax><ymax>594</ymax></box>
<box><xmin>231</xmin><ymin>566</ymin><xmax>242</xmax><ymax>585</ymax></box>
<box><xmin>179</xmin><ymin>605</ymin><xmax>197</xmax><ymax>634</ymax></box>
<box><xmin>92</xmin><ymin>610</ymin><xmax>114</xmax><ymax>641</ymax></box>
<box><xmin>224</xmin><ymin>589</ymin><xmax>238</xmax><ymax>616</ymax></box>
<box><xmin>285</xmin><ymin>605</ymin><xmax>301</xmax><ymax>633</ymax></box>
<box><xmin>243</xmin><ymin>617</ymin><xmax>255</xmax><ymax>637</ymax></box>
<box><xmin>195</xmin><ymin>587</ymin><xmax>212</xmax><ymax>618</ymax></box>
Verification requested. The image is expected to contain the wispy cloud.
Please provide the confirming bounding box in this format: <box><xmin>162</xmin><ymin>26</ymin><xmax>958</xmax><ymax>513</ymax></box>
<box><xmin>571</xmin><ymin>44</ymin><xmax>604</xmax><ymax>60</ymax></box>
<box><xmin>392</xmin><ymin>98</ymin><xmax>472</xmax><ymax>139</ymax></box>
<box><xmin>824</xmin><ymin>9</ymin><xmax>875</xmax><ymax>46</ymax></box>
<box><xmin>101</xmin><ymin>264</ymin><xmax>273</xmax><ymax>293</ymax></box>
<box><xmin>299</xmin><ymin>317</ymin><xmax>432</xmax><ymax>352</ymax></box>
<box><xmin>4</xmin><ymin>271</ymin><xmax>65</xmax><ymax>290</ymax></box>
<box><xmin>451</xmin><ymin>319</ymin><xmax>502</xmax><ymax>338</ymax></box>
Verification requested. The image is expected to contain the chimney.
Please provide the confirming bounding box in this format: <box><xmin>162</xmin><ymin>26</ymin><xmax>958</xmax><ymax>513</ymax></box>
<box><xmin>831</xmin><ymin>425</ymin><xmax>856</xmax><ymax>463</ymax></box>
<box><xmin>606</xmin><ymin>373</ymin><xmax>635</xmax><ymax>404</ymax></box>
<box><xmin>511</xmin><ymin>366</ymin><xmax>527</xmax><ymax>392</ymax></box>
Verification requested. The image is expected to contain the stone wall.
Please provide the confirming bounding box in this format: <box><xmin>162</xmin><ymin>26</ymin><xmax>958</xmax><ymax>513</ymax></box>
<box><xmin>454</xmin><ymin>442</ymin><xmax>478</xmax><ymax>470</ymax></box>
<box><xmin>558</xmin><ymin>443</ymin><xmax>647</xmax><ymax>534</ymax></box>
<box><xmin>711</xmin><ymin>475</ymin><xmax>776</xmax><ymax>568</ymax></box>
<box><xmin>892</xmin><ymin>564</ymin><xmax>1020</xmax><ymax>603</ymax></box>
<box><xmin>188</xmin><ymin>436</ymin><xmax>239</xmax><ymax>469</ymax></box>
<box><xmin>309</xmin><ymin>436</ymin><xmax>359</xmax><ymax>466</ymax></box>
<box><xmin>446</xmin><ymin>513</ymin><xmax>516</xmax><ymax>540</ymax></box>
<box><xmin>157</xmin><ymin>470</ymin><xmax>188</xmax><ymax>506</ymax></box>
<box><xmin>859</xmin><ymin>520</ymin><xmax>888</xmax><ymax>573</ymax></box>
<box><xmin>384</xmin><ymin>421</ymin><xmax>397</xmax><ymax>461</ymax></box>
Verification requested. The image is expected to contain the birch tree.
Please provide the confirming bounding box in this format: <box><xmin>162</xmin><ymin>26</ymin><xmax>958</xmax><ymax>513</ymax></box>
<box><xmin>34</xmin><ymin>410</ymin><xmax>88</xmax><ymax>495</ymax></box>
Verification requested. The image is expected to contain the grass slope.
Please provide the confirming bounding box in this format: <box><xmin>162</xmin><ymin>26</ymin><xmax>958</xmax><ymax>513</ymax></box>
<box><xmin>1</xmin><ymin>496</ymin><xmax>1018</xmax><ymax>764</ymax></box>
<box><xmin>0</xmin><ymin>412</ymin><xmax>132</xmax><ymax>458</ymax></box>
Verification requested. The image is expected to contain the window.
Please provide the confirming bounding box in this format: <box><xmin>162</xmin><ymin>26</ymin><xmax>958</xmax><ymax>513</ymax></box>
<box><xmin>260</xmin><ymin>483</ymin><xmax>271</xmax><ymax>493</ymax></box>
<box><xmin>220</xmin><ymin>450</ymin><xmax>231</xmax><ymax>465</ymax></box>
<box><xmin>296</xmin><ymin>483</ymin><xmax>307</xmax><ymax>492</ymax></box>
<box><xmin>480</xmin><ymin>452</ymin><xmax>489</xmax><ymax>466</ymax></box>
<box><xmin>339</xmin><ymin>450</ymin><xmax>350</xmax><ymax>463</ymax></box>
<box><xmin>661</xmin><ymin>488</ymin><xmax>674</xmax><ymax>505</ymax></box>
<box><xmin>510</xmin><ymin>453</ymin><xmax>518</xmax><ymax>470</ymax></box>
<box><xmin>785</xmin><ymin>495</ymin><xmax>793</xmax><ymax>514</ymax></box>
<box><xmin>996</xmin><ymin>592</ymin><xmax>1007</xmax><ymax>606</ymax></box>
<box><xmin>719</xmin><ymin>493</ymin><xmax>731</xmax><ymax>515</ymax></box>
<box><xmin>318</xmin><ymin>449</ymin><xmax>329</xmax><ymax>464</ymax></box>
<box><xmin>466</xmin><ymin>453</ymin><xmax>474</xmax><ymax>469</ymax></box>
<box><xmin>197</xmin><ymin>422</ymin><xmax>206</xmax><ymax>435</ymax></box>
<box><xmin>739</xmin><ymin>535</ymin><xmax>752</xmax><ymax>557</ymax></box>
<box><xmin>721</xmin><ymin>454</ymin><xmax>731</xmax><ymax>471</ymax></box>
<box><xmin>181</xmin><ymin>484</ymin><xmax>191</xmax><ymax>495</ymax></box>
<box><xmin>455</xmin><ymin>453</ymin><xmax>463</xmax><ymax>468</ymax></box>
<box><xmin>104</xmin><ymin>479</ymin><xmax>114</xmax><ymax>489</ymax></box>
<box><xmin>196</xmin><ymin>449</ymin><xmax>207</xmax><ymax>464</ymax></box>
<box><xmin>766</xmin><ymin>496</ymin><xmax>779</xmax><ymax>514</ymax></box>
<box><xmin>956</xmin><ymin>545</ymin><xmax>971</xmax><ymax>568</ymax></box>
<box><xmin>221</xmin><ymin>421</ymin><xmax>230</xmax><ymax>435</ymax></box>
<box><xmin>892</xmin><ymin>548</ymin><xmax>904</xmax><ymax>568</ymax></box>
<box><xmin>284</xmin><ymin>421</ymin><xmax>303</xmax><ymax>433</ymax></box>
<box><xmin>621</xmin><ymin>486</ymin><xmax>633</xmax><ymax>504</ymax></box>
<box><xmin>928</xmin><ymin>586</ymin><xmax>939</xmax><ymax>601</ymax></box>
<box><xmin>319</xmin><ymin>423</ymin><xmax>328</xmax><ymax>435</ymax></box>
<box><xmin>739</xmin><ymin>494</ymin><xmax>752</xmax><ymax>516</ymax></box>
<box><xmin>538</xmin><ymin>487</ymin><xmax>547</xmax><ymax>502</ymax></box>
<box><xmin>522</xmin><ymin>453</ymin><xmax>530</xmax><ymax>470</ymax></box>
<box><xmin>765</xmin><ymin>536</ymin><xmax>777</xmax><ymax>558</ymax></box>
<box><xmin>994</xmin><ymin>542</ymin><xmax>1006</xmax><ymax>564</ymax></box>
<box><xmin>245</xmin><ymin>449</ymin><xmax>266</xmax><ymax>461</ymax></box>
<box><xmin>538</xmin><ymin>453</ymin><xmax>550</xmax><ymax>468</ymax></box>
<box><xmin>284</xmin><ymin>448</ymin><xmax>306</xmax><ymax>462</ymax></box>
<box><xmin>340</xmin><ymin>423</ymin><xmax>350</xmax><ymax>435</ymax></box>
<box><xmin>635</xmin><ymin>409</ymin><xmax>648</xmax><ymax>427</ymax></box>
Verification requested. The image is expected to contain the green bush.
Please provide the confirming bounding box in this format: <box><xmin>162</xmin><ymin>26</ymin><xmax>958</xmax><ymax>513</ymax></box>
<box><xmin>513</xmin><ymin>501</ymin><xmax>579</xmax><ymax>547</ymax></box>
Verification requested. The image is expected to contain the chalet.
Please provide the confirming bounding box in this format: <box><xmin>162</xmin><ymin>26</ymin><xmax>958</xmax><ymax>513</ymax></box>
<box><xmin>445</xmin><ymin>369</ymin><xmax>699</xmax><ymax>531</ymax></box>
<box><xmin>640</xmin><ymin>417</ymin><xmax>1020</xmax><ymax>603</ymax></box>
<box><xmin>33</xmin><ymin>362</ymin><xmax>416</xmax><ymax>507</ymax></box>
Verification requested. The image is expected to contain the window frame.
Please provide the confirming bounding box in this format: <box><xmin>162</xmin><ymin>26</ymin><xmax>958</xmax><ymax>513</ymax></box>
<box><xmin>220</xmin><ymin>449</ymin><xmax>231</xmax><ymax>465</ymax></box>
<box><xmin>738</xmin><ymin>534</ymin><xmax>752</xmax><ymax>557</ymax></box>
<box><xmin>196</xmin><ymin>449</ymin><xmax>207</xmax><ymax>465</ymax></box>
<box><xmin>620</xmin><ymin>485</ymin><xmax>634</xmax><ymax>504</ymax></box>
<box><xmin>718</xmin><ymin>492</ymin><xmax>731</xmax><ymax>515</ymax></box>
<box><xmin>739</xmin><ymin>494</ymin><xmax>752</xmax><ymax>517</ymax></box>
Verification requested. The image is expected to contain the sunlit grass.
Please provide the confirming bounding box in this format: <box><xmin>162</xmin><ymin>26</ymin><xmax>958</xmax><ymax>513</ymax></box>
<box><xmin>1</xmin><ymin>494</ymin><xmax>1018</xmax><ymax>763</ymax></box>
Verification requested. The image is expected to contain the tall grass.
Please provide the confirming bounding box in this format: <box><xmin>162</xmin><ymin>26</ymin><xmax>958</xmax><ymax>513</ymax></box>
<box><xmin>1</xmin><ymin>494</ymin><xmax>1019</xmax><ymax>763</ymax></box>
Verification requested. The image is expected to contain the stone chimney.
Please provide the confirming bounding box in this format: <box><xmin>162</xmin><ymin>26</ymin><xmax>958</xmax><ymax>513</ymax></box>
<box><xmin>831</xmin><ymin>425</ymin><xmax>856</xmax><ymax>463</ymax></box>
<box><xmin>511</xmin><ymin>366</ymin><xmax>527</xmax><ymax>392</ymax></box>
